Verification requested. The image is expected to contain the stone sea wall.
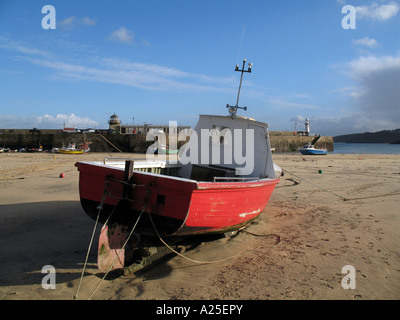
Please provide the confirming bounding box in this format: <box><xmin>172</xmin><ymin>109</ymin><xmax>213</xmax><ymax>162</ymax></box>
<box><xmin>0</xmin><ymin>130</ymin><xmax>334</xmax><ymax>153</ymax></box>
<box><xmin>269</xmin><ymin>133</ymin><xmax>334</xmax><ymax>152</ymax></box>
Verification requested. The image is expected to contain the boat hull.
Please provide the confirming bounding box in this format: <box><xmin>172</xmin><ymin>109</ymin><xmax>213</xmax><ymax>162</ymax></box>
<box><xmin>75</xmin><ymin>162</ymin><xmax>279</xmax><ymax>237</ymax></box>
<box><xmin>60</xmin><ymin>150</ymin><xmax>84</xmax><ymax>154</ymax></box>
<box><xmin>299</xmin><ymin>149</ymin><xmax>327</xmax><ymax>155</ymax></box>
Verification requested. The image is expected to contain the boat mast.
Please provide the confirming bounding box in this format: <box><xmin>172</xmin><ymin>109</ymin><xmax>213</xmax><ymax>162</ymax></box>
<box><xmin>226</xmin><ymin>58</ymin><xmax>253</xmax><ymax>117</ymax></box>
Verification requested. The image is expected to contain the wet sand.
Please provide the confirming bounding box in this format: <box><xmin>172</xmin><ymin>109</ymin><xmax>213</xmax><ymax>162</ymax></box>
<box><xmin>0</xmin><ymin>152</ymin><xmax>399</xmax><ymax>300</ymax></box>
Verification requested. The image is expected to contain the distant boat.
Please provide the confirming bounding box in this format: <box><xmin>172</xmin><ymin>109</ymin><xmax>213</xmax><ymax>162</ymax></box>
<box><xmin>59</xmin><ymin>142</ymin><xmax>90</xmax><ymax>154</ymax></box>
<box><xmin>299</xmin><ymin>135</ymin><xmax>327</xmax><ymax>155</ymax></box>
<box><xmin>60</xmin><ymin>143</ymin><xmax>83</xmax><ymax>154</ymax></box>
<box><xmin>27</xmin><ymin>145</ymin><xmax>43</xmax><ymax>152</ymax></box>
<box><xmin>299</xmin><ymin>143</ymin><xmax>327</xmax><ymax>155</ymax></box>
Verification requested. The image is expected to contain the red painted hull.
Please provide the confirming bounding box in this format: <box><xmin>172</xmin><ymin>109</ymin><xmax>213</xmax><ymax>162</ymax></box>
<box><xmin>75</xmin><ymin>162</ymin><xmax>279</xmax><ymax>237</ymax></box>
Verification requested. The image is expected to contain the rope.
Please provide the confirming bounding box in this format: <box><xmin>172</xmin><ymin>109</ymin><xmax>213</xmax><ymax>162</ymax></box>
<box><xmin>146</xmin><ymin>210</ymin><xmax>241</xmax><ymax>265</ymax></box>
<box><xmin>75</xmin><ymin>178</ymin><xmax>279</xmax><ymax>299</ymax></box>
<box><xmin>75</xmin><ymin>178</ymin><xmax>117</xmax><ymax>300</ymax></box>
<box><xmin>87</xmin><ymin>207</ymin><xmax>145</xmax><ymax>300</ymax></box>
<box><xmin>74</xmin><ymin>207</ymin><xmax>100</xmax><ymax>300</ymax></box>
<box><xmin>241</xmin><ymin>230</ymin><xmax>281</xmax><ymax>245</ymax></box>
<box><xmin>282</xmin><ymin>168</ymin><xmax>349</xmax><ymax>201</ymax></box>
<box><xmin>74</xmin><ymin>178</ymin><xmax>143</xmax><ymax>300</ymax></box>
<box><xmin>74</xmin><ymin>187</ymin><xmax>111</xmax><ymax>300</ymax></box>
<box><xmin>282</xmin><ymin>167</ymin><xmax>400</xmax><ymax>201</ymax></box>
<box><xmin>98</xmin><ymin>133</ymin><xmax>122</xmax><ymax>152</ymax></box>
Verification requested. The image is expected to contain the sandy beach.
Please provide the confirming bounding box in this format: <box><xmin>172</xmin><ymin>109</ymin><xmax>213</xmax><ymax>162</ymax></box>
<box><xmin>0</xmin><ymin>151</ymin><xmax>399</xmax><ymax>300</ymax></box>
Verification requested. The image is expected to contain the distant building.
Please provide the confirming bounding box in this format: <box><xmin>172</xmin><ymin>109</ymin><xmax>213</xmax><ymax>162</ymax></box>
<box><xmin>108</xmin><ymin>113</ymin><xmax>122</xmax><ymax>132</ymax></box>
<box><xmin>61</xmin><ymin>124</ymin><xmax>81</xmax><ymax>133</ymax></box>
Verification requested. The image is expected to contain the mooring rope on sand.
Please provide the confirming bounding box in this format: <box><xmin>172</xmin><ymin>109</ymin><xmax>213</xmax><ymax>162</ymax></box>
<box><xmin>147</xmin><ymin>210</ymin><xmax>242</xmax><ymax>265</ymax></box>
<box><xmin>241</xmin><ymin>230</ymin><xmax>281</xmax><ymax>245</ymax></box>
<box><xmin>281</xmin><ymin>167</ymin><xmax>400</xmax><ymax>201</ymax></box>
<box><xmin>74</xmin><ymin>181</ymin><xmax>139</xmax><ymax>300</ymax></box>
<box><xmin>74</xmin><ymin>211</ymin><xmax>100</xmax><ymax>300</ymax></box>
<box><xmin>282</xmin><ymin>167</ymin><xmax>349</xmax><ymax>201</ymax></box>
<box><xmin>87</xmin><ymin>208</ymin><xmax>145</xmax><ymax>300</ymax></box>
<box><xmin>74</xmin><ymin>199</ymin><xmax>147</xmax><ymax>300</ymax></box>
<box><xmin>74</xmin><ymin>186</ymin><xmax>114</xmax><ymax>300</ymax></box>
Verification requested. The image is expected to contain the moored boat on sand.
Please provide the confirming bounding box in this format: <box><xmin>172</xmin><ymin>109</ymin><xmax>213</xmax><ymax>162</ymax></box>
<box><xmin>299</xmin><ymin>143</ymin><xmax>327</xmax><ymax>155</ymax></box>
<box><xmin>59</xmin><ymin>142</ymin><xmax>91</xmax><ymax>154</ymax></box>
<box><xmin>74</xmin><ymin>59</ymin><xmax>282</xmax><ymax>275</ymax></box>
<box><xmin>299</xmin><ymin>135</ymin><xmax>327</xmax><ymax>155</ymax></box>
<box><xmin>60</xmin><ymin>143</ymin><xmax>83</xmax><ymax>154</ymax></box>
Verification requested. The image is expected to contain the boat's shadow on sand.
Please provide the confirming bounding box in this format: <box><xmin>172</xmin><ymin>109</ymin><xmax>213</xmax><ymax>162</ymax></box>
<box><xmin>0</xmin><ymin>201</ymin><xmax>99</xmax><ymax>287</ymax></box>
<box><xmin>0</xmin><ymin>201</ymin><xmax>225</xmax><ymax>288</ymax></box>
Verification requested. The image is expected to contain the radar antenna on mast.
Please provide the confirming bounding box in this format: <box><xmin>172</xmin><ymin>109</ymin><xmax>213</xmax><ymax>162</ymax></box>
<box><xmin>226</xmin><ymin>58</ymin><xmax>252</xmax><ymax>117</ymax></box>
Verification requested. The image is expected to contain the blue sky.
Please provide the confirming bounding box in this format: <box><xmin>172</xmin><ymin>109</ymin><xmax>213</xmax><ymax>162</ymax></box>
<box><xmin>0</xmin><ymin>0</ymin><xmax>399</xmax><ymax>136</ymax></box>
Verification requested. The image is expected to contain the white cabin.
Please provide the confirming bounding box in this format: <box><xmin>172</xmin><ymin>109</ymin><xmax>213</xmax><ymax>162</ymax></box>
<box><xmin>178</xmin><ymin>115</ymin><xmax>276</xmax><ymax>181</ymax></box>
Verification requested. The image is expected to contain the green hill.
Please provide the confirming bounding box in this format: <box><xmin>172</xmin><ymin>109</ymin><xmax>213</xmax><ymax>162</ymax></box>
<box><xmin>334</xmin><ymin>129</ymin><xmax>400</xmax><ymax>144</ymax></box>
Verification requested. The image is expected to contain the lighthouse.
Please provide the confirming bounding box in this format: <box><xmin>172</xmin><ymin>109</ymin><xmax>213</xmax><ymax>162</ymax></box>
<box><xmin>108</xmin><ymin>113</ymin><xmax>121</xmax><ymax>132</ymax></box>
<box><xmin>305</xmin><ymin>118</ymin><xmax>310</xmax><ymax>136</ymax></box>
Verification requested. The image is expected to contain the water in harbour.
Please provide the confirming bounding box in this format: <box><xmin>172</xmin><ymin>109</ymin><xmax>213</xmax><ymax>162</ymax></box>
<box><xmin>333</xmin><ymin>143</ymin><xmax>400</xmax><ymax>154</ymax></box>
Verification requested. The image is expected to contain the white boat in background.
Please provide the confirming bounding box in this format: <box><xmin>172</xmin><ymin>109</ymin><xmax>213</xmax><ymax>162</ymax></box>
<box><xmin>60</xmin><ymin>143</ymin><xmax>83</xmax><ymax>154</ymax></box>
<box><xmin>299</xmin><ymin>135</ymin><xmax>327</xmax><ymax>155</ymax></box>
<box><xmin>299</xmin><ymin>143</ymin><xmax>327</xmax><ymax>155</ymax></box>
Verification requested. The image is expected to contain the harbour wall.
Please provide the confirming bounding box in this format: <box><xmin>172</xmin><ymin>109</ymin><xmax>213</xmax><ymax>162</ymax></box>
<box><xmin>269</xmin><ymin>132</ymin><xmax>334</xmax><ymax>152</ymax></box>
<box><xmin>0</xmin><ymin>131</ymin><xmax>150</xmax><ymax>153</ymax></box>
<box><xmin>0</xmin><ymin>130</ymin><xmax>334</xmax><ymax>153</ymax></box>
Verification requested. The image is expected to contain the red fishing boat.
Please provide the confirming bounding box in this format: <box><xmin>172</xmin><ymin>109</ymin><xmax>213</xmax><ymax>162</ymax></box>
<box><xmin>74</xmin><ymin>59</ymin><xmax>282</xmax><ymax>275</ymax></box>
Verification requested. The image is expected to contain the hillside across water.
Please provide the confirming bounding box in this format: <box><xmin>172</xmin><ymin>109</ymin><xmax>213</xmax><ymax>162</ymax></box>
<box><xmin>334</xmin><ymin>129</ymin><xmax>400</xmax><ymax>144</ymax></box>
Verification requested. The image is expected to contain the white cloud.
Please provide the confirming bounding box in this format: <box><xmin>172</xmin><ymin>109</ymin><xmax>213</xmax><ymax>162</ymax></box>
<box><xmin>352</xmin><ymin>37</ymin><xmax>379</xmax><ymax>48</ymax></box>
<box><xmin>81</xmin><ymin>17</ymin><xmax>96</xmax><ymax>26</ymax></box>
<box><xmin>59</xmin><ymin>16</ymin><xmax>96</xmax><ymax>30</ymax></box>
<box><xmin>0</xmin><ymin>36</ymin><xmax>51</xmax><ymax>59</ymax></box>
<box><xmin>348</xmin><ymin>54</ymin><xmax>400</xmax><ymax>77</ymax></box>
<box><xmin>329</xmin><ymin>86</ymin><xmax>358</xmax><ymax>95</ymax></box>
<box><xmin>39</xmin><ymin>113</ymin><xmax>99</xmax><ymax>127</ymax></box>
<box><xmin>289</xmin><ymin>115</ymin><xmax>306</xmax><ymax>123</ymax></box>
<box><xmin>325</xmin><ymin>53</ymin><xmax>400</xmax><ymax>135</ymax></box>
<box><xmin>316</xmin><ymin>52</ymin><xmax>400</xmax><ymax>135</ymax></box>
<box><xmin>346</xmin><ymin>54</ymin><xmax>400</xmax><ymax>129</ymax></box>
<box><xmin>0</xmin><ymin>38</ymin><xmax>235</xmax><ymax>93</ymax></box>
<box><xmin>307</xmin><ymin>112</ymin><xmax>399</xmax><ymax>136</ymax></box>
<box><xmin>268</xmin><ymin>97</ymin><xmax>319</xmax><ymax>110</ymax></box>
<box><xmin>25</xmin><ymin>56</ymin><xmax>234</xmax><ymax>92</ymax></box>
<box><xmin>59</xmin><ymin>16</ymin><xmax>76</xmax><ymax>30</ymax></box>
<box><xmin>0</xmin><ymin>113</ymin><xmax>98</xmax><ymax>129</ymax></box>
<box><xmin>108</xmin><ymin>27</ymin><xmax>135</xmax><ymax>45</ymax></box>
<box><xmin>356</xmin><ymin>2</ymin><xmax>399</xmax><ymax>21</ymax></box>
